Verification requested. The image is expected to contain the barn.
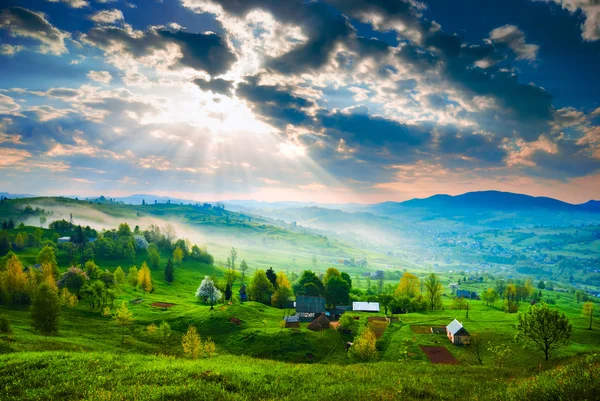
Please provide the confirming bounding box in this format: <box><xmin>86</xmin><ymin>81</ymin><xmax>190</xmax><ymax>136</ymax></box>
<box><xmin>446</xmin><ymin>319</ymin><xmax>470</xmax><ymax>345</ymax></box>
<box><xmin>295</xmin><ymin>296</ymin><xmax>326</xmax><ymax>321</ymax></box>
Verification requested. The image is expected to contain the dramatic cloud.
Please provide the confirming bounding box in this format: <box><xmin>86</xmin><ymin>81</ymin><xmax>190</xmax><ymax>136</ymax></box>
<box><xmin>0</xmin><ymin>7</ymin><xmax>70</xmax><ymax>55</ymax></box>
<box><xmin>82</xmin><ymin>24</ymin><xmax>236</xmax><ymax>75</ymax></box>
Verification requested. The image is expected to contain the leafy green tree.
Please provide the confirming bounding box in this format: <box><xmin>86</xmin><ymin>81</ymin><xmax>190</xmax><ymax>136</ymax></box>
<box><xmin>423</xmin><ymin>273</ymin><xmax>443</xmax><ymax>310</ymax></box>
<box><xmin>378</xmin><ymin>294</ymin><xmax>394</xmax><ymax>315</ymax></box>
<box><xmin>271</xmin><ymin>285</ymin><xmax>292</xmax><ymax>311</ymax></box>
<box><xmin>114</xmin><ymin>302</ymin><xmax>134</xmax><ymax>343</ymax></box>
<box><xmin>395</xmin><ymin>272</ymin><xmax>420</xmax><ymax>298</ymax></box>
<box><xmin>31</xmin><ymin>282</ymin><xmax>61</xmax><ymax>338</ymax></box>
<box><xmin>517</xmin><ymin>302</ymin><xmax>572</xmax><ymax>361</ymax></box>
<box><xmin>57</xmin><ymin>266</ymin><xmax>89</xmax><ymax>295</ymax></box>
<box><xmin>247</xmin><ymin>270</ymin><xmax>275</xmax><ymax>304</ymax></box>
<box><xmin>37</xmin><ymin>246</ymin><xmax>59</xmax><ymax>278</ymax></box>
<box><xmin>84</xmin><ymin>261</ymin><xmax>100</xmax><ymax>280</ymax></box>
<box><xmin>340</xmin><ymin>272</ymin><xmax>352</xmax><ymax>288</ymax></box>
<box><xmin>147</xmin><ymin>243</ymin><xmax>161</xmax><ymax>270</ymax></box>
<box><xmin>487</xmin><ymin>342</ymin><xmax>513</xmax><ymax>368</ymax></box>
<box><xmin>537</xmin><ymin>280</ymin><xmax>546</xmax><ymax>290</ymax></box>
<box><xmin>0</xmin><ymin>231</ymin><xmax>12</xmax><ymax>256</ymax></box>
<box><xmin>127</xmin><ymin>266</ymin><xmax>138</xmax><ymax>287</ymax></box>
<box><xmin>157</xmin><ymin>321</ymin><xmax>171</xmax><ymax>353</ymax></box>
<box><xmin>293</xmin><ymin>270</ymin><xmax>324</xmax><ymax>296</ymax></box>
<box><xmin>325</xmin><ymin>275</ymin><xmax>350</xmax><ymax>306</ymax></box>
<box><xmin>481</xmin><ymin>287</ymin><xmax>499</xmax><ymax>307</ymax></box>
<box><xmin>164</xmin><ymin>258</ymin><xmax>175</xmax><ymax>283</ymax></box>
<box><xmin>114</xmin><ymin>266</ymin><xmax>126</xmax><ymax>285</ymax></box>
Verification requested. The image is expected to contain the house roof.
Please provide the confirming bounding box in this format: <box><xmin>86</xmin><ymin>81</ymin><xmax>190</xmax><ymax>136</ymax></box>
<box><xmin>296</xmin><ymin>296</ymin><xmax>326</xmax><ymax>314</ymax></box>
<box><xmin>352</xmin><ymin>302</ymin><xmax>380</xmax><ymax>312</ymax></box>
<box><xmin>446</xmin><ymin>319</ymin><xmax>467</xmax><ymax>335</ymax></box>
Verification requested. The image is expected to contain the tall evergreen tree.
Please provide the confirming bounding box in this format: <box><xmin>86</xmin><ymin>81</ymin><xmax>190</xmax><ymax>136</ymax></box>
<box><xmin>165</xmin><ymin>258</ymin><xmax>175</xmax><ymax>283</ymax></box>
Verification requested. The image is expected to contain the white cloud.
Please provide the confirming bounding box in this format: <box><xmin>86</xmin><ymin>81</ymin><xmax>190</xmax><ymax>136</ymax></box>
<box><xmin>534</xmin><ymin>0</ymin><xmax>600</xmax><ymax>41</ymax></box>
<box><xmin>89</xmin><ymin>9</ymin><xmax>124</xmax><ymax>24</ymax></box>
<box><xmin>489</xmin><ymin>25</ymin><xmax>539</xmax><ymax>60</ymax></box>
<box><xmin>87</xmin><ymin>70</ymin><xmax>113</xmax><ymax>84</ymax></box>
<box><xmin>0</xmin><ymin>7</ymin><xmax>70</xmax><ymax>55</ymax></box>
<box><xmin>46</xmin><ymin>0</ymin><xmax>90</xmax><ymax>8</ymax></box>
<box><xmin>0</xmin><ymin>44</ymin><xmax>25</xmax><ymax>55</ymax></box>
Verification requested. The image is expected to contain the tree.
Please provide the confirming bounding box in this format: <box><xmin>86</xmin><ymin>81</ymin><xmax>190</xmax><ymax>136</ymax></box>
<box><xmin>0</xmin><ymin>314</ymin><xmax>12</xmax><ymax>334</ymax></box>
<box><xmin>247</xmin><ymin>270</ymin><xmax>275</xmax><ymax>304</ymax></box>
<box><xmin>265</xmin><ymin>267</ymin><xmax>277</xmax><ymax>289</ymax></box>
<box><xmin>583</xmin><ymin>302</ymin><xmax>594</xmax><ymax>330</ymax></box>
<box><xmin>5</xmin><ymin>253</ymin><xmax>27</xmax><ymax>305</ymax></box>
<box><xmin>31</xmin><ymin>282</ymin><xmax>61</xmax><ymax>338</ymax></box>
<box><xmin>114</xmin><ymin>266</ymin><xmax>126</xmax><ymax>285</ymax></box>
<box><xmin>84</xmin><ymin>260</ymin><xmax>100</xmax><ymax>280</ymax></box>
<box><xmin>114</xmin><ymin>302</ymin><xmax>134</xmax><ymax>343</ymax></box>
<box><xmin>378</xmin><ymin>294</ymin><xmax>394</xmax><ymax>315</ymax></box>
<box><xmin>39</xmin><ymin>216</ymin><xmax>47</xmax><ymax>227</ymax></box>
<box><xmin>423</xmin><ymin>273</ymin><xmax>443</xmax><ymax>310</ymax></box>
<box><xmin>37</xmin><ymin>246</ymin><xmax>59</xmax><ymax>278</ymax></box>
<box><xmin>272</xmin><ymin>286</ymin><xmax>292</xmax><ymax>311</ymax></box>
<box><xmin>481</xmin><ymin>287</ymin><xmax>499</xmax><ymax>307</ymax></box>
<box><xmin>137</xmin><ymin>262</ymin><xmax>153</xmax><ymax>293</ymax></box>
<box><xmin>59</xmin><ymin>287</ymin><xmax>78</xmax><ymax>308</ymax></box>
<box><xmin>487</xmin><ymin>342</ymin><xmax>513</xmax><ymax>368</ymax></box>
<box><xmin>325</xmin><ymin>275</ymin><xmax>350</xmax><ymax>306</ymax></box>
<box><xmin>164</xmin><ymin>258</ymin><xmax>175</xmax><ymax>283</ymax></box>
<box><xmin>230</xmin><ymin>247</ymin><xmax>237</xmax><ymax>269</ymax></box>
<box><xmin>517</xmin><ymin>302</ymin><xmax>572</xmax><ymax>361</ymax></box>
<box><xmin>395</xmin><ymin>272</ymin><xmax>420</xmax><ymax>298</ymax></box>
<box><xmin>276</xmin><ymin>271</ymin><xmax>291</xmax><ymax>290</ymax></box>
<box><xmin>147</xmin><ymin>243</ymin><xmax>161</xmax><ymax>270</ymax></box>
<box><xmin>293</xmin><ymin>270</ymin><xmax>324</xmax><ymax>296</ymax></box>
<box><xmin>173</xmin><ymin>247</ymin><xmax>183</xmax><ymax>266</ymax></box>
<box><xmin>537</xmin><ymin>280</ymin><xmax>546</xmax><ymax>290</ymax></box>
<box><xmin>239</xmin><ymin>259</ymin><xmax>249</xmax><ymax>283</ymax></box>
<box><xmin>340</xmin><ymin>272</ymin><xmax>352</xmax><ymax>288</ymax></box>
<box><xmin>223</xmin><ymin>269</ymin><xmax>239</xmax><ymax>301</ymax></box>
<box><xmin>195</xmin><ymin>276</ymin><xmax>221</xmax><ymax>309</ymax></box>
<box><xmin>323</xmin><ymin>267</ymin><xmax>341</xmax><ymax>285</ymax></box>
<box><xmin>0</xmin><ymin>231</ymin><xmax>12</xmax><ymax>256</ymax></box>
<box><xmin>57</xmin><ymin>266</ymin><xmax>89</xmax><ymax>295</ymax></box>
<box><xmin>157</xmin><ymin>321</ymin><xmax>171</xmax><ymax>353</ymax></box>
<box><xmin>466</xmin><ymin>333</ymin><xmax>484</xmax><ymax>365</ymax></box>
<box><xmin>348</xmin><ymin>326</ymin><xmax>377</xmax><ymax>361</ymax></box>
<box><xmin>182</xmin><ymin>325</ymin><xmax>202</xmax><ymax>358</ymax></box>
<box><xmin>127</xmin><ymin>266</ymin><xmax>138</xmax><ymax>287</ymax></box>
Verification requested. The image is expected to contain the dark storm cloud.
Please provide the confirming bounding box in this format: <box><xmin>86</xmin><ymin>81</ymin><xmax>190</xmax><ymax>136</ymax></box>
<box><xmin>83</xmin><ymin>25</ymin><xmax>235</xmax><ymax>75</ymax></box>
<box><xmin>193</xmin><ymin>77</ymin><xmax>234</xmax><ymax>95</ymax></box>
<box><xmin>436</xmin><ymin>126</ymin><xmax>507</xmax><ymax>165</ymax></box>
<box><xmin>236</xmin><ymin>76</ymin><xmax>317</xmax><ymax>127</ymax></box>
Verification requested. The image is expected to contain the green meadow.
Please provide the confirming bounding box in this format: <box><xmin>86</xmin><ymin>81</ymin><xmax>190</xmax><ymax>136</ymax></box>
<box><xmin>0</xmin><ymin>197</ymin><xmax>599</xmax><ymax>400</ymax></box>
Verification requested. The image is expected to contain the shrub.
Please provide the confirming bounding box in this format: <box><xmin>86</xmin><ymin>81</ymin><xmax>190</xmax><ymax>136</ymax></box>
<box><xmin>348</xmin><ymin>326</ymin><xmax>377</xmax><ymax>361</ymax></box>
<box><xmin>0</xmin><ymin>314</ymin><xmax>12</xmax><ymax>334</ymax></box>
<box><xmin>339</xmin><ymin>314</ymin><xmax>357</xmax><ymax>333</ymax></box>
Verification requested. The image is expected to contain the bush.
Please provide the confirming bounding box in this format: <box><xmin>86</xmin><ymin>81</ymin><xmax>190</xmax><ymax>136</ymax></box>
<box><xmin>339</xmin><ymin>314</ymin><xmax>357</xmax><ymax>333</ymax></box>
<box><xmin>0</xmin><ymin>314</ymin><xmax>12</xmax><ymax>334</ymax></box>
<box><xmin>348</xmin><ymin>326</ymin><xmax>377</xmax><ymax>361</ymax></box>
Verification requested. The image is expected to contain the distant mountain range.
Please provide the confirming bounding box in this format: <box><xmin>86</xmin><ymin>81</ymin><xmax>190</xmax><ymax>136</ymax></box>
<box><xmin>365</xmin><ymin>191</ymin><xmax>600</xmax><ymax>215</ymax></box>
<box><xmin>2</xmin><ymin>190</ymin><xmax>598</xmax><ymax>214</ymax></box>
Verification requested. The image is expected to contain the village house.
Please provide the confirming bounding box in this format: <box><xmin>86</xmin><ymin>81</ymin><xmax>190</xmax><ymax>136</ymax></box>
<box><xmin>295</xmin><ymin>296</ymin><xmax>326</xmax><ymax>321</ymax></box>
<box><xmin>352</xmin><ymin>302</ymin><xmax>380</xmax><ymax>312</ymax></box>
<box><xmin>446</xmin><ymin>319</ymin><xmax>470</xmax><ymax>345</ymax></box>
<box><xmin>456</xmin><ymin>289</ymin><xmax>479</xmax><ymax>300</ymax></box>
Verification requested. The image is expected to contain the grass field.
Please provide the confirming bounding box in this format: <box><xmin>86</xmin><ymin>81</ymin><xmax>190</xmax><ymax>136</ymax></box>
<box><xmin>1</xmin><ymin>198</ymin><xmax>600</xmax><ymax>400</ymax></box>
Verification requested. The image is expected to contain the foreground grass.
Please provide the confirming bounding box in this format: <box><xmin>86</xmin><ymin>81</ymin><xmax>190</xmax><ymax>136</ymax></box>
<box><xmin>0</xmin><ymin>351</ymin><xmax>598</xmax><ymax>401</ymax></box>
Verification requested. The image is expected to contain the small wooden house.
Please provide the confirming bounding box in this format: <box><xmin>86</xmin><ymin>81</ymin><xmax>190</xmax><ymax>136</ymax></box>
<box><xmin>446</xmin><ymin>319</ymin><xmax>470</xmax><ymax>345</ymax></box>
<box><xmin>295</xmin><ymin>296</ymin><xmax>326</xmax><ymax>321</ymax></box>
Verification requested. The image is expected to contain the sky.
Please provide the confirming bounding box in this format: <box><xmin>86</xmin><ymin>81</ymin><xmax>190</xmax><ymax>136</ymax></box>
<box><xmin>0</xmin><ymin>0</ymin><xmax>599</xmax><ymax>204</ymax></box>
